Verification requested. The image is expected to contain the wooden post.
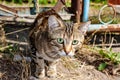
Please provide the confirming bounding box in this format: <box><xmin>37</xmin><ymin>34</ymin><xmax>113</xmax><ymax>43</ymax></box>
<box><xmin>52</xmin><ymin>0</ymin><xmax>65</xmax><ymax>12</ymax></box>
<box><xmin>70</xmin><ymin>0</ymin><xmax>83</xmax><ymax>23</ymax></box>
<box><xmin>0</xmin><ymin>4</ymin><xmax>18</xmax><ymax>16</ymax></box>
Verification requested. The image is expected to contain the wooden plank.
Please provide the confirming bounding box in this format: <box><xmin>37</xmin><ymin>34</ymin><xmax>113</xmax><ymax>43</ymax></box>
<box><xmin>52</xmin><ymin>0</ymin><xmax>65</xmax><ymax>12</ymax></box>
<box><xmin>0</xmin><ymin>4</ymin><xmax>18</xmax><ymax>16</ymax></box>
<box><xmin>0</xmin><ymin>16</ymin><xmax>34</xmax><ymax>23</ymax></box>
<box><xmin>0</xmin><ymin>13</ymin><xmax>73</xmax><ymax>23</ymax></box>
<box><xmin>71</xmin><ymin>0</ymin><xmax>83</xmax><ymax>23</ymax></box>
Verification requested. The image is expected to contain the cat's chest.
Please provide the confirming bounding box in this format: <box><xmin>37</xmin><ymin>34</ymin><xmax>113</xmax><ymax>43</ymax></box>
<box><xmin>36</xmin><ymin>50</ymin><xmax>60</xmax><ymax>61</ymax></box>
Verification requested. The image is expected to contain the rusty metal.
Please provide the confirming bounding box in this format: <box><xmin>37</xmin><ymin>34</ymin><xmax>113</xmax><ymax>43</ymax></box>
<box><xmin>98</xmin><ymin>4</ymin><xmax>116</xmax><ymax>24</ymax></box>
<box><xmin>100</xmin><ymin>24</ymin><xmax>120</xmax><ymax>32</ymax></box>
<box><xmin>88</xmin><ymin>24</ymin><xmax>120</xmax><ymax>33</ymax></box>
<box><xmin>70</xmin><ymin>0</ymin><xmax>83</xmax><ymax>23</ymax></box>
<box><xmin>108</xmin><ymin>0</ymin><xmax>120</xmax><ymax>5</ymax></box>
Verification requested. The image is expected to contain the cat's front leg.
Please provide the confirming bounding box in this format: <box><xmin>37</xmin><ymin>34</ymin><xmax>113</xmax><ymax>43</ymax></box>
<box><xmin>46</xmin><ymin>61</ymin><xmax>58</xmax><ymax>78</ymax></box>
<box><xmin>35</xmin><ymin>58</ymin><xmax>45</xmax><ymax>79</ymax></box>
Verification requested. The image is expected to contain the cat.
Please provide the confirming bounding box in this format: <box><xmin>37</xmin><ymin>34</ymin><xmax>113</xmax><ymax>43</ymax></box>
<box><xmin>29</xmin><ymin>9</ymin><xmax>90</xmax><ymax>79</ymax></box>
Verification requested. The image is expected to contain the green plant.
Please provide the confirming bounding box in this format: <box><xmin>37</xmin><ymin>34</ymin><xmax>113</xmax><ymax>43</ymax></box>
<box><xmin>0</xmin><ymin>44</ymin><xmax>19</xmax><ymax>58</ymax></box>
<box><xmin>99</xmin><ymin>49</ymin><xmax>120</xmax><ymax>64</ymax></box>
<box><xmin>13</xmin><ymin>0</ymin><xmax>23</xmax><ymax>4</ymax></box>
<box><xmin>51</xmin><ymin>0</ymin><xmax>56</xmax><ymax>5</ymax></box>
<box><xmin>88</xmin><ymin>46</ymin><xmax>120</xmax><ymax>71</ymax></box>
<box><xmin>90</xmin><ymin>0</ymin><xmax>107</xmax><ymax>4</ymax></box>
<box><xmin>39</xmin><ymin>0</ymin><xmax>48</xmax><ymax>5</ymax></box>
<box><xmin>98</xmin><ymin>62</ymin><xmax>107</xmax><ymax>71</ymax></box>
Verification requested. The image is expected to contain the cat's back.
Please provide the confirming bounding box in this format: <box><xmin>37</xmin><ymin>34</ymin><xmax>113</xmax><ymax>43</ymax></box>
<box><xmin>29</xmin><ymin>9</ymin><xmax>62</xmax><ymax>38</ymax></box>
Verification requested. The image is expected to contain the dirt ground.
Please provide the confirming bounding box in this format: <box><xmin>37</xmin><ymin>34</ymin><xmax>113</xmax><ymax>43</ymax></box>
<box><xmin>0</xmin><ymin>23</ymin><xmax>119</xmax><ymax>80</ymax></box>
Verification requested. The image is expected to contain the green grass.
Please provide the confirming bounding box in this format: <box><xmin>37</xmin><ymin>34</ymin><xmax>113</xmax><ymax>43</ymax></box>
<box><xmin>90</xmin><ymin>0</ymin><xmax>107</xmax><ymax>4</ymax></box>
<box><xmin>99</xmin><ymin>49</ymin><xmax>120</xmax><ymax>64</ymax></box>
<box><xmin>0</xmin><ymin>43</ymin><xmax>19</xmax><ymax>59</ymax></box>
<box><xmin>87</xmin><ymin>46</ymin><xmax>120</xmax><ymax>71</ymax></box>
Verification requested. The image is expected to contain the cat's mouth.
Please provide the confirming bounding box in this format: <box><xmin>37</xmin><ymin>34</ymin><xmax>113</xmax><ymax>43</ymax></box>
<box><xmin>58</xmin><ymin>50</ymin><xmax>74</xmax><ymax>56</ymax></box>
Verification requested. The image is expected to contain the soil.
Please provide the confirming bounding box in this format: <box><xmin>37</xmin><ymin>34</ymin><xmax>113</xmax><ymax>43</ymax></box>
<box><xmin>0</xmin><ymin>23</ymin><xmax>120</xmax><ymax>80</ymax></box>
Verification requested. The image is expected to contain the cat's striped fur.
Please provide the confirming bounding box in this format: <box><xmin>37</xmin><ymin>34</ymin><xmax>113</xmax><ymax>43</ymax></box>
<box><xmin>29</xmin><ymin>9</ymin><xmax>90</xmax><ymax>79</ymax></box>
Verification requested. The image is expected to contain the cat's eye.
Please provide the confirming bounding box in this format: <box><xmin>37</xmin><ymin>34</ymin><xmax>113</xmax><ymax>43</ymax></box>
<box><xmin>57</xmin><ymin>38</ymin><xmax>64</xmax><ymax>44</ymax></box>
<box><xmin>72</xmin><ymin>40</ymin><xmax>79</xmax><ymax>45</ymax></box>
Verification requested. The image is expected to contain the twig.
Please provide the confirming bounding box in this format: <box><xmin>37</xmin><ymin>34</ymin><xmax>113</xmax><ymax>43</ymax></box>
<box><xmin>5</xmin><ymin>27</ymin><xmax>29</xmax><ymax>35</ymax></box>
<box><xmin>0</xmin><ymin>44</ymin><xmax>13</xmax><ymax>51</ymax></box>
<box><xmin>6</xmin><ymin>39</ymin><xmax>28</xmax><ymax>45</ymax></box>
<box><xmin>93</xmin><ymin>35</ymin><xmax>97</xmax><ymax>47</ymax></box>
<box><xmin>92</xmin><ymin>43</ymin><xmax>120</xmax><ymax>47</ymax></box>
<box><xmin>108</xmin><ymin>37</ymin><xmax>114</xmax><ymax>50</ymax></box>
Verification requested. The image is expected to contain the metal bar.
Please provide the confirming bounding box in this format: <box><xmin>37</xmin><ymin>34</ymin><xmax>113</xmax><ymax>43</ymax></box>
<box><xmin>82</xmin><ymin>0</ymin><xmax>90</xmax><ymax>22</ymax></box>
<box><xmin>88</xmin><ymin>24</ymin><xmax>120</xmax><ymax>33</ymax></box>
<box><xmin>108</xmin><ymin>0</ymin><xmax>120</xmax><ymax>5</ymax></box>
<box><xmin>33</xmin><ymin>0</ymin><xmax>39</xmax><ymax>14</ymax></box>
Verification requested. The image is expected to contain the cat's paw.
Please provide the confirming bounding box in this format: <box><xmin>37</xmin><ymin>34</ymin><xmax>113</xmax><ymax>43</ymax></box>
<box><xmin>29</xmin><ymin>76</ymin><xmax>39</xmax><ymax>80</ymax></box>
<box><xmin>35</xmin><ymin>69</ymin><xmax>45</xmax><ymax>79</ymax></box>
<box><xmin>47</xmin><ymin>70</ymin><xmax>57</xmax><ymax>78</ymax></box>
<box><xmin>38</xmin><ymin>73</ymin><xmax>45</xmax><ymax>79</ymax></box>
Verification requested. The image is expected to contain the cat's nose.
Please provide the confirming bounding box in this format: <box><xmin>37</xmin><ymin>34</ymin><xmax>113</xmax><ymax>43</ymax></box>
<box><xmin>65</xmin><ymin>50</ymin><xmax>71</xmax><ymax>55</ymax></box>
<box><xmin>64</xmin><ymin>46</ymin><xmax>72</xmax><ymax>55</ymax></box>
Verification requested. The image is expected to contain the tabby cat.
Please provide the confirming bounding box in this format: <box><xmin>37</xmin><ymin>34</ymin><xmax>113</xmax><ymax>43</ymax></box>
<box><xmin>29</xmin><ymin>9</ymin><xmax>90</xmax><ymax>79</ymax></box>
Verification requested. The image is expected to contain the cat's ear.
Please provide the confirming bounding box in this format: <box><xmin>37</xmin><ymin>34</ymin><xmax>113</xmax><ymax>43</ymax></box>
<box><xmin>78</xmin><ymin>21</ymin><xmax>91</xmax><ymax>35</ymax></box>
<box><xmin>48</xmin><ymin>15</ymin><xmax>63</xmax><ymax>30</ymax></box>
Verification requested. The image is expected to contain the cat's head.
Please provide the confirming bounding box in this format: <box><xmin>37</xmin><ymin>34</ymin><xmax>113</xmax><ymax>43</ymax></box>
<box><xmin>48</xmin><ymin>15</ymin><xmax>90</xmax><ymax>56</ymax></box>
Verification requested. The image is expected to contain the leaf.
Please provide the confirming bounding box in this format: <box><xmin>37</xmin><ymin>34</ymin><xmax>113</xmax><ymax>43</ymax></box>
<box><xmin>99</xmin><ymin>50</ymin><xmax>104</xmax><ymax>55</ymax></box>
<box><xmin>98</xmin><ymin>63</ymin><xmax>107</xmax><ymax>71</ymax></box>
<box><xmin>115</xmin><ymin>53</ymin><xmax>120</xmax><ymax>63</ymax></box>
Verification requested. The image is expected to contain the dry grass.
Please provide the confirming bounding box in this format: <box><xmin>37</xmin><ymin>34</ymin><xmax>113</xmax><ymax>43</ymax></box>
<box><xmin>0</xmin><ymin>45</ymin><xmax>120</xmax><ymax>80</ymax></box>
<box><xmin>0</xmin><ymin>53</ymin><xmax>31</xmax><ymax>80</ymax></box>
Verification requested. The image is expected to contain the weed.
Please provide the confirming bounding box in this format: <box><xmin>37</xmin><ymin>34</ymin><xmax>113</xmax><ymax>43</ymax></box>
<box><xmin>98</xmin><ymin>62</ymin><xmax>107</xmax><ymax>71</ymax></box>
<box><xmin>0</xmin><ymin>43</ymin><xmax>19</xmax><ymax>59</ymax></box>
<box><xmin>90</xmin><ymin>0</ymin><xmax>107</xmax><ymax>4</ymax></box>
<box><xmin>99</xmin><ymin>49</ymin><xmax>120</xmax><ymax>64</ymax></box>
<box><xmin>87</xmin><ymin>46</ymin><xmax>120</xmax><ymax>71</ymax></box>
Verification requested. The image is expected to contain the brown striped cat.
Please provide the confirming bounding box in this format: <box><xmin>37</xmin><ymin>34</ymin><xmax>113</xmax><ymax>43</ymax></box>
<box><xmin>29</xmin><ymin>9</ymin><xmax>90</xmax><ymax>79</ymax></box>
